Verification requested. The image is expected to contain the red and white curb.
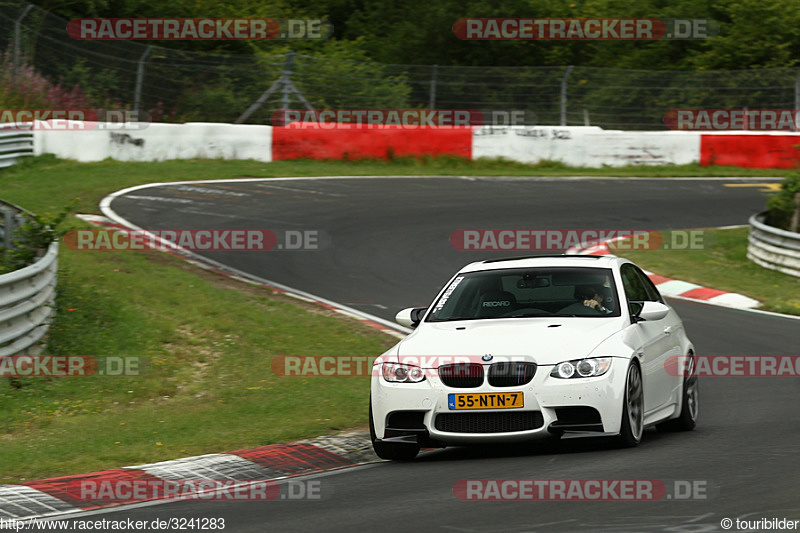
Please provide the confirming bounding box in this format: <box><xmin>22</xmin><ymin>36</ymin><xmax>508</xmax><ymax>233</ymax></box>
<box><xmin>74</xmin><ymin>214</ymin><xmax>409</xmax><ymax>340</ymax></box>
<box><xmin>567</xmin><ymin>239</ymin><xmax>760</xmax><ymax>309</ymax></box>
<box><xmin>0</xmin><ymin>432</ymin><xmax>375</xmax><ymax>521</ymax></box>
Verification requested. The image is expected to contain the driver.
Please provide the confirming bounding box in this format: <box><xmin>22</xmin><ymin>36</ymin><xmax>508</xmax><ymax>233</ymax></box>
<box><xmin>560</xmin><ymin>284</ymin><xmax>612</xmax><ymax>314</ymax></box>
<box><xmin>578</xmin><ymin>285</ymin><xmax>609</xmax><ymax>312</ymax></box>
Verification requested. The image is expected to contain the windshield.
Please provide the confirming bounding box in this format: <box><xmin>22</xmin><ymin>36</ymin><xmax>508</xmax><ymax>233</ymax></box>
<box><xmin>427</xmin><ymin>267</ymin><xmax>620</xmax><ymax>322</ymax></box>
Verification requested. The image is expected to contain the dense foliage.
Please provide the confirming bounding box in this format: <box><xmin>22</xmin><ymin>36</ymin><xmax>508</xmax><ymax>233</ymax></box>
<box><xmin>20</xmin><ymin>0</ymin><xmax>800</xmax><ymax>69</ymax></box>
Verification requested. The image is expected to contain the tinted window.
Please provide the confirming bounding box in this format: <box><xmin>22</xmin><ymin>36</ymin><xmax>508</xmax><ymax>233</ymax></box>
<box><xmin>634</xmin><ymin>266</ymin><xmax>662</xmax><ymax>302</ymax></box>
<box><xmin>621</xmin><ymin>264</ymin><xmax>649</xmax><ymax>301</ymax></box>
<box><xmin>428</xmin><ymin>267</ymin><xmax>620</xmax><ymax>321</ymax></box>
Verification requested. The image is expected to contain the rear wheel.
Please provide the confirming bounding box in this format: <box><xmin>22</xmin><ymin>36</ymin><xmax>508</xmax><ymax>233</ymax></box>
<box><xmin>617</xmin><ymin>361</ymin><xmax>644</xmax><ymax>447</ymax></box>
<box><xmin>369</xmin><ymin>400</ymin><xmax>420</xmax><ymax>461</ymax></box>
<box><xmin>657</xmin><ymin>353</ymin><xmax>698</xmax><ymax>432</ymax></box>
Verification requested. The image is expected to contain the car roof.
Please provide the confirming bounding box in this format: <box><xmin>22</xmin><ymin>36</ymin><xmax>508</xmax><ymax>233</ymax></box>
<box><xmin>457</xmin><ymin>254</ymin><xmax>629</xmax><ymax>273</ymax></box>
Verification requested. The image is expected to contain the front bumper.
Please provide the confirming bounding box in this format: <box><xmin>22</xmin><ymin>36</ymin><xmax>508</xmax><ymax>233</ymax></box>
<box><xmin>371</xmin><ymin>358</ymin><xmax>629</xmax><ymax>445</ymax></box>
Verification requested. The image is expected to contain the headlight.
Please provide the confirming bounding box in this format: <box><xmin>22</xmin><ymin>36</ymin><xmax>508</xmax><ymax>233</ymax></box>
<box><xmin>550</xmin><ymin>357</ymin><xmax>612</xmax><ymax>379</ymax></box>
<box><xmin>382</xmin><ymin>363</ymin><xmax>426</xmax><ymax>383</ymax></box>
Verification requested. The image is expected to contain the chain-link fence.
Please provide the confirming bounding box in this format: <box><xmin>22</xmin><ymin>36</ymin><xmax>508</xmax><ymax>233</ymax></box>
<box><xmin>2</xmin><ymin>0</ymin><xmax>800</xmax><ymax>129</ymax></box>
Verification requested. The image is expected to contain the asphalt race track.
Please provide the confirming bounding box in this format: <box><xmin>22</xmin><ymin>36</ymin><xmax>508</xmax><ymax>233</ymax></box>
<box><xmin>63</xmin><ymin>177</ymin><xmax>799</xmax><ymax>532</ymax></box>
<box><xmin>105</xmin><ymin>177</ymin><xmax>782</xmax><ymax>321</ymax></box>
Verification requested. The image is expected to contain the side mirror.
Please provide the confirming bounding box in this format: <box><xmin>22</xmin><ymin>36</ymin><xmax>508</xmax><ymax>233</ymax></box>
<box><xmin>395</xmin><ymin>307</ymin><xmax>427</xmax><ymax>328</ymax></box>
<box><xmin>631</xmin><ymin>301</ymin><xmax>669</xmax><ymax>322</ymax></box>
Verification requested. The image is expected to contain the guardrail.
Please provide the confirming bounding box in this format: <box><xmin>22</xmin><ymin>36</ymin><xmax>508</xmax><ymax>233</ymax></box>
<box><xmin>0</xmin><ymin>199</ymin><xmax>58</xmax><ymax>357</ymax></box>
<box><xmin>747</xmin><ymin>212</ymin><xmax>800</xmax><ymax>278</ymax></box>
<box><xmin>0</xmin><ymin>123</ymin><xmax>34</xmax><ymax>168</ymax></box>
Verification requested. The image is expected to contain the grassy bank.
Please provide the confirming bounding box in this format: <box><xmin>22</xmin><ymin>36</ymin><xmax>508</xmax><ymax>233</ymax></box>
<box><xmin>0</xmin><ymin>244</ymin><xmax>395</xmax><ymax>483</ymax></box>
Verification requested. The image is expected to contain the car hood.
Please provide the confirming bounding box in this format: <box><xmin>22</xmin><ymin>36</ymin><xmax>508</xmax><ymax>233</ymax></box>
<box><xmin>390</xmin><ymin>318</ymin><xmax>624</xmax><ymax>367</ymax></box>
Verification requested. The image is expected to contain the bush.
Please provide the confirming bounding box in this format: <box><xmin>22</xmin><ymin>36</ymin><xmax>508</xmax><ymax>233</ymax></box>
<box><xmin>0</xmin><ymin>205</ymin><xmax>71</xmax><ymax>274</ymax></box>
<box><xmin>765</xmin><ymin>173</ymin><xmax>800</xmax><ymax>231</ymax></box>
<box><xmin>0</xmin><ymin>50</ymin><xmax>91</xmax><ymax>111</ymax></box>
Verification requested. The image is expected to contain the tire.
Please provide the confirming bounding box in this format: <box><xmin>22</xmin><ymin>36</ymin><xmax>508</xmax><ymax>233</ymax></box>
<box><xmin>369</xmin><ymin>400</ymin><xmax>420</xmax><ymax>461</ymax></box>
<box><xmin>617</xmin><ymin>361</ymin><xmax>644</xmax><ymax>447</ymax></box>
<box><xmin>657</xmin><ymin>353</ymin><xmax>698</xmax><ymax>432</ymax></box>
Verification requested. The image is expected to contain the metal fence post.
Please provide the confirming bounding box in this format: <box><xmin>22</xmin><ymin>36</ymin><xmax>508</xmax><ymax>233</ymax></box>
<box><xmin>560</xmin><ymin>66</ymin><xmax>574</xmax><ymax>127</ymax></box>
<box><xmin>281</xmin><ymin>51</ymin><xmax>296</xmax><ymax>110</ymax></box>
<box><xmin>13</xmin><ymin>5</ymin><xmax>34</xmax><ymax>75</ymax></box>
<box><xmin>429</xmin><ymin>64</ymin><xmax>438</xmax><ymax>109</ymax></box>
<box><xmin>236</xmin><ymin>51</ymin><xmax>312</xmax><ymax>124</ymax></box>
<box><xmin>795</xmin><ymin>70</ymin><xmax>800</xmax><ymax>131</ymax></box>
<box><xmin>133</xmin><ymin>46</ymin><xmax>153</xmax><ymax>113</ymax></box>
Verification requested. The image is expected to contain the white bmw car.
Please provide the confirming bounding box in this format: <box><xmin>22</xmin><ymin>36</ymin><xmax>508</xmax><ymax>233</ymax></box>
<box><xmin>370</xmin><ymin>255</ymin><xmax>698</xmax><ymax>460</ymax></box>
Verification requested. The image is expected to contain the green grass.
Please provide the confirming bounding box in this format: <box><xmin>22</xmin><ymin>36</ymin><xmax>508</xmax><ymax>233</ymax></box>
<box><xmin>616</xmin><ymin>227</ymin><xmax>800</xmax><ymax>315</ymax></box>
<box><xmin>0</xmin><ymin>155</ymin><xmax>792</xmax><ymax>483</ymax></box>
<box><xmin>0</xmin><ymin>247</ymin><xmax>394</xmax><ymax>483</ymax></box>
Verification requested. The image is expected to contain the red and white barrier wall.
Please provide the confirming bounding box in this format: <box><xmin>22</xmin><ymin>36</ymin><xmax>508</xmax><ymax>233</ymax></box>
<box><xmin>699</xmin><ymin>132</ymin><xmax>800</xmax><ymax>169</ymax></box>
<box><xmin>33</xmin><ymin>122</ymin><xmax>273</xmax><ymax>163</ymax></box>
<box><xmin>31</xmin><ymin>122</ymin><xmax>800</xmax><ymax>169</ymax></box>
<box><xmin>472</xmin><ymin>126</ymin><xmax>701</xmax><ymax>167</ymax></box>
<box><xmin>272</xmin><ymin>123</ymin><xmax>472</xmax><ymax>160</ymax></box>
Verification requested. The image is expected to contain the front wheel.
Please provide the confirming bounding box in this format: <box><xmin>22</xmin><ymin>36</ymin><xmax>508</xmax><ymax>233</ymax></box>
<box><xmin>369</xmin><ymin>400</ymin><xmax>420</xmax><ymax>461</ymax></box>
<box><xmin>657</xmin><ymin>353</ymin><xmax>698</xmax><ymax>432</ymax></box>
<box><xmin>617</xmin><ymin>361</ymin><xmax>644</xmax><ymax>447</ymax></box>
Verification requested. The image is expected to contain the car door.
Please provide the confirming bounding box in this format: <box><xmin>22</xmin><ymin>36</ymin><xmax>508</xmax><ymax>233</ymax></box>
<box><xmin>620</xmin><ymin>264</ymin><xmax>676</xmax><ymax>414</ymax></box>
<box><xmin>636</xmin><ymin>266</ymin><xmax>685</xmax><ymax>408</ymax></box>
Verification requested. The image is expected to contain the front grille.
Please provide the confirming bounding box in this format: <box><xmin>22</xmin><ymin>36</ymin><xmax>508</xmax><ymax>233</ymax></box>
<box><xmin>438</xmin><ymin>363</ymin><xmax>484</xmax><ymax>388</ymax></box>
<box><xmin>488</xmin><ymin>362</ymin><xmax>537</xmax><ymax>387</ymax></box>
<box><xmin>435</xmin><ymin>411</ymin><xmax>544</xmax><ymax>433</ymax></box>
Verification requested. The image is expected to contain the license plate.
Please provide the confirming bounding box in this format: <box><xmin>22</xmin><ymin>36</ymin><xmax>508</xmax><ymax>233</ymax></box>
<box><xmin>448</xmin><ymin>392</ymin><xmax>524</xmax><ymax>410</ymax></box>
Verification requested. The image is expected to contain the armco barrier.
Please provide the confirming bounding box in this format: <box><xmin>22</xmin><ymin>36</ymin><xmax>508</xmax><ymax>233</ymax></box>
<box><xmin>0</xmin><ymin>123</ymin><xmax>34</xmax><ymax>168</ymax></box>
<box><xmin>0</xmin><ymin>200</ymin><xmax>58</xmax><ymax>357</ymax></box>
<box><xmin>0</xmin><ymin>241</ymin><xmax>58</xmax><ymax>357</ymax></box>
<box><xmin>700</xmin><ymin>133</ymin><xmax>800</xmax><ymax>169</ymax></box>
<box><xmin>747</xmin><ymin>212</ymin><xmax>800</xmax><ymax>278</ymax></box>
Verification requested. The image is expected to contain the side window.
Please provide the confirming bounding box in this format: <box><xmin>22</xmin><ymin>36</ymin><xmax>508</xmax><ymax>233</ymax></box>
<box><xmin>621</xmin><ymin>264</ymin><xmax>649</xmax><ymax>302</ymax></box>
<box><xmin>634</xmin><ymin>266</ymin><xmax>662</xmax><ymax>302</ymax></box>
